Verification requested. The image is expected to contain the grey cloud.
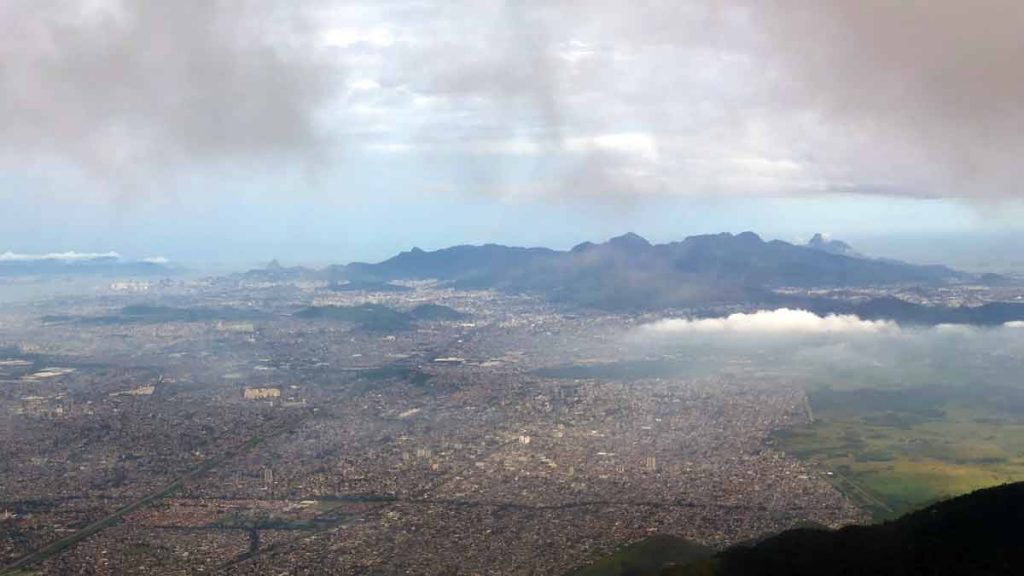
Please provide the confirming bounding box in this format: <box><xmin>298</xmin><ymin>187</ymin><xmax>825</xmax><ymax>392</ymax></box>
<box><xmin>381</xmin><ymin>0</ymin><xmax>1024</xmax><ymax>200</ymax></box>
<box><xmin>5</xmin><ymin>1</ymin><xmax>1024</xmax><ymax>202</ymax></box>
<box><xmin>360</xmin><ymin>1</ymin><xmax>840</xmax><ymax>200</ymax></box>
<box><xmin>733</xmin><ymin>1</ymin><xmax>1024</xmax><ymax>198</ymax></box>
<box><xmin>0</xmin><ymin>0</ymin><xmax>338</xmax><ymax>175</ymax></box>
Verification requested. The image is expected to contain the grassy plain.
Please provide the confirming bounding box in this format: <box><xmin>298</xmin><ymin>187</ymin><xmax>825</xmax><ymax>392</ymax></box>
<box><xmin>774</xmin><ymin>387</ymin><xmax>1024</xmax><ymax>519</ymax></box>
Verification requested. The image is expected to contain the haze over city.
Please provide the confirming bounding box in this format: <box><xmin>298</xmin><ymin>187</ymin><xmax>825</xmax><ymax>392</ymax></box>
<box><xmin>3</xmin><ymin>2</ymin><xmax>1024</xmax><ymax>575</ymax></box>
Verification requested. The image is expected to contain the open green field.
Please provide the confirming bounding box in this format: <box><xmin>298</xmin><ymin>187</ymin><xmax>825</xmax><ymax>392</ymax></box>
<box><xmin>773</xmin><ymin>386</ymin><xmax>1024</xmax><ymax>519</ymax></box>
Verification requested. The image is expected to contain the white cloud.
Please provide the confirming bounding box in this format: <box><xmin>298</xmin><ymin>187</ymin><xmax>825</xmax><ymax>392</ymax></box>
<box><xmin>0</xmin><ymin>251</ymin><xmax>121</xmax><ymax>262</ymax></box>
<box><xmin>321</xmin><ymin>25</ymin><xmax>395</xmax><ymax>49</ymax></box>
<box><xmin>1004</xmin><ymin>321</ymin><xmax>1024</xmax><ymax>328</ymax></box>
<box><xmin>933</xmin><ymin>323</ymin><xmax>979</xmax><ymax>335</ymax></box>
<box><xmin>347</xmin><ymin>78</ymin><xmax>382</xmax><ymax>92</ymax></box>
<box><xmin>641</xmin><ymin>308</ymin><xmax>899</xmax><ymax>335</ymax></box>
<box><xmin>564</xmin><ymin>133</ymin><xmax>659</xmax><ymax>162</ymax></box>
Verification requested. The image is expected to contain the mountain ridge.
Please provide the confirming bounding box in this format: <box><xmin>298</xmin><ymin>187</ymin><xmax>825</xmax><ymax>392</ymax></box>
<box><xmin>243</xmin><ymin>232</ymin><xmax>985</xmax><ymax>311</ymax></box>
<box><xmin>805</xmin><ymin>233</ymin><xmax>862</xmax><ymax>258</ymax></box>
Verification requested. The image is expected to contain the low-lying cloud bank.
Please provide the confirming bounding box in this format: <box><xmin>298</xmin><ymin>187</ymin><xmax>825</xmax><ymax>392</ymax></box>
<box><xmin>641</xmin><ymin>308</ymin><xmax>898</xmax><ymax>335</ymax></box>
<box><xmin>0</xmin><ymin>251</ymin><xmax>171</xmax><ymax>265</ymax></box>
<box><xmin>0</xmin><ymin>251</ymin><xmax>121</xmax><ymax>262</ymax></box>
<box><xmin>640</xmin><ymin>309</ymin><xmax>1024</xmax><ymax>338</ymax></box>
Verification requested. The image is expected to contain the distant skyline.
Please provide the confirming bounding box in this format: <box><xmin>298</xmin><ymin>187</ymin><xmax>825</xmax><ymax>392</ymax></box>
<box><xmin>3</xmin><ymin>1</ymin><xmax>1024</xmax><ymax>269</ymax></box>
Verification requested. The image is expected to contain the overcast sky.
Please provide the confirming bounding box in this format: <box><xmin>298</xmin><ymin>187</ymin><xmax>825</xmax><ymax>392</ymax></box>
<box><xmin>2</xmin><ymin>1</ymin><xmax>1024</xmax><ymax>267</ymax></box>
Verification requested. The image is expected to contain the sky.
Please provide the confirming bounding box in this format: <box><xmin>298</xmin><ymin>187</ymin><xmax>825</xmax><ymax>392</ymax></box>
<box><xmin>2</xmin><ymin>1</ymin><xmax>1024</xmax><ymax>268</ymax></box>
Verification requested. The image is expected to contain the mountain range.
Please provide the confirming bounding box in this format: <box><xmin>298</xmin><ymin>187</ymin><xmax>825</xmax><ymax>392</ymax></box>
<box><xmin>248</xmin><ymin>232</ymin><xmax>994</xmax><ymax>314</ymax></box>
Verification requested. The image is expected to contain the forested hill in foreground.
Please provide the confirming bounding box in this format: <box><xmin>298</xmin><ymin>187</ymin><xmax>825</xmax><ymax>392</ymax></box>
<box><xmin>570</xmin><ymin>482</ymin><xmax>1024</xmax><ymax>576</ymax></box>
